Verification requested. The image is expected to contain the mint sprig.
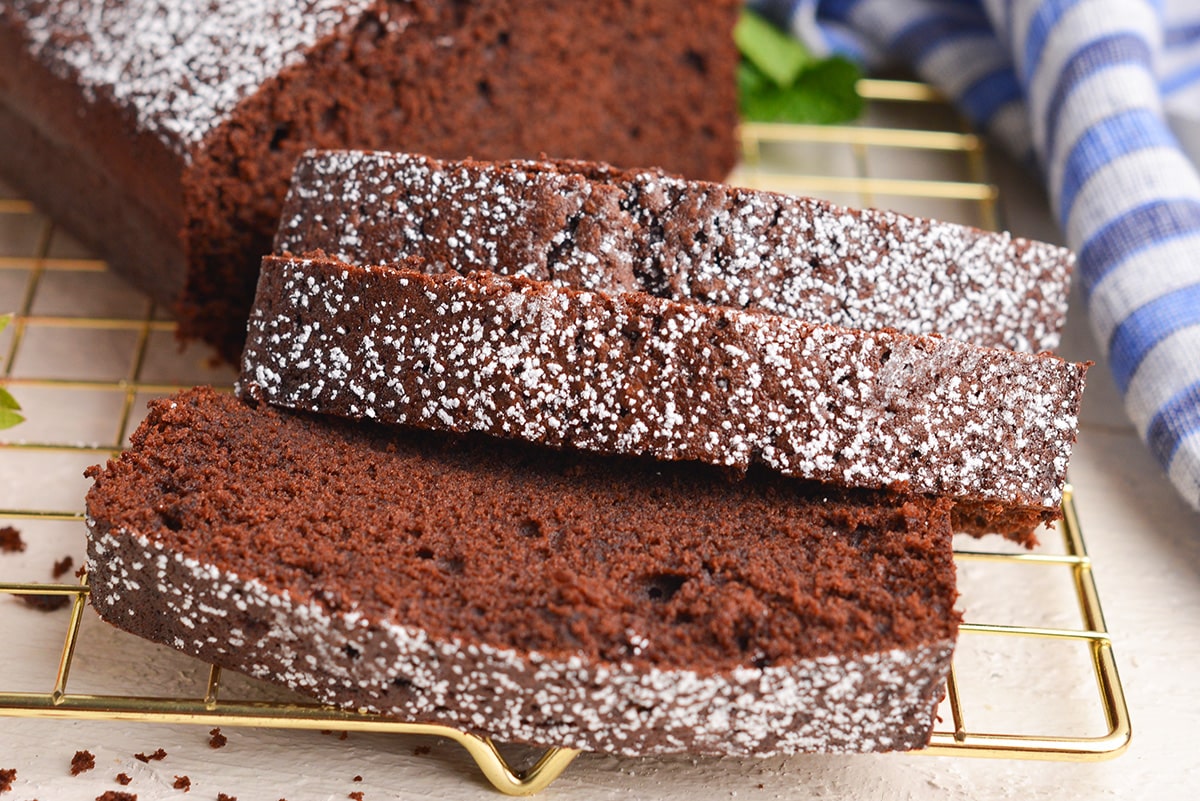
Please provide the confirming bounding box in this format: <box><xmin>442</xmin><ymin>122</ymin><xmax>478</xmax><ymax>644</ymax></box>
<box><xmin>736</xmin><ymin>9</ymin><xmax>863</xmax><ymax>125</ymax></box>
<box><xmin>0</xmin><ymin>314</ymin><xmax>24</xmax><ymax>430</ymax></box>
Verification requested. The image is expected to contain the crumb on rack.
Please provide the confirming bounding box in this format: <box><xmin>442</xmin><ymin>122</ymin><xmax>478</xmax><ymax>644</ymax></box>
<box><xmin>412</xmin><ymin>745</ymin><xmax>431</xmax><ymax>756</ymax></box>
<box><xmin>348</xmin><ymin>793</ymin><xmax>363</xmax><ymax>801</ymax></box>
<box><xmin>133</xmin><ymin>748</ymin><xmax>166</xmax><ymax>763</ymax></box>
<box><xmin>0</xmin><ymin>767</ymin><xmax>15</xmax><ymax>792</ymax></box>
<box><xmin>53</xmin><ymin>555</ymin><xmax>75</xmax><ymax>578</ymax></box>
<box><xmin>71</xmin><ymin>750</ymin><xmax>96</xmax><ymax>775</ymax></box>
<box><xmin>208</xmin><ymin>728</ymin><xmax>227</xmax><ymax>749</ymax></box>
<box><xmin>115</xmin><ymin>773</ymin><xmax>132</xmax><ymax>786</ymax></box>
<box><xmin>217</xmin><ymin>793</ymin><xmax>237</xmax><ymax>801</ymax></box>
<box><xmin>352</xmin><ymin>775</ymin><xmax>363</xmax><ymax>782</ymax></box>
<box><xmin>0</xmin><ymin>526</ymin><xmax>24</xmax><ymax>553</ymax></box>
<box><xmin>173</xmin><ymin>775</ymin><xmax>190</xmax><ymax>792</ymax></box>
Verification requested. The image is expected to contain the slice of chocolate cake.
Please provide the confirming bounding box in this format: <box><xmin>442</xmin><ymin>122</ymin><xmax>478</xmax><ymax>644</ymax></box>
<box><xmin>0</xmin><ymin>1</ymin><xmax>740</xmax><ymax>362</ymax></box>
<box><xmin>85</xmin><ymin>388</ymin><xmax>960</xmax><ymax>757</ymax></box>
<box><xmin>274</xmin><ymin>150</ymin><xmax>1074</xmax><ymax>353</ymax></box>
<box><xmin>241</xmin><ymin>253</ymin><xmax>1088</xmax><ymax>541</ymax></box>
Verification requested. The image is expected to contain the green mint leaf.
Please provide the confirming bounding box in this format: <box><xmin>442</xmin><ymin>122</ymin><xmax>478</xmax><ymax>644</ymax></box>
<box><xmin>740</xmin><ymin>56</ymin><xmax>864</xmax><ymax>125</ymax></box>
<box><xmin>0</xmin><ymin>386</ymin><xmax>20</xmax><ymax>411</ymax></box>
<box><xmin>0</xmin><ymin>408</ymin><xmax>23</xmax><ymax>430</ymax></box>
<box><xmin>734</xmin><ymin>9</ymin><xmax>812</xmax><ymax>87</ymax></box>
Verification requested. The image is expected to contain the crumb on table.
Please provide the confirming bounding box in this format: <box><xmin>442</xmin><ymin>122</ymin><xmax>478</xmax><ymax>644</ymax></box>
<box><xmin>53</xmin><ymin>555</ymin><xmax>75</xmax><ymax>578</ymax></box>
<box><xmin>133</xmin><ymin>748</ymin><xmax>166</xmax><ymax>763</ymax></box>
<box><xmin>20</xmin><ymin>593</ymin><xmax>70</xmax><ymax>612</ymax></box>
<box><xmin>71</xmin><ymin>750</ymin><xmax>96</xmax><ymax>775</ymax></box>
<box><xmin>0</xmin><ymin>526</ymin><xmax>24</xmax><ymax>553</ymax></box>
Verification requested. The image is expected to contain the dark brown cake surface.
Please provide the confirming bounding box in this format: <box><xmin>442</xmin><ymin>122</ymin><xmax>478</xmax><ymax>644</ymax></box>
<box><xmin>85</xmin><ymin>388</ymin><xmax>959</xmax><ymax>756</ymax></box>
<box><xmin>275</xmin><ymin>150</ymin><xmax>1074</xmax><ymax>353</ymax></box>
<box><xmin>242</xmin><ymin>253</ymin><xmax>1087</xmax><ymax>538</ymax></box>
<box><xmin>1</xmin><ymin>0</ymin><xmax>740</xmax><ymax>361</ymax></box>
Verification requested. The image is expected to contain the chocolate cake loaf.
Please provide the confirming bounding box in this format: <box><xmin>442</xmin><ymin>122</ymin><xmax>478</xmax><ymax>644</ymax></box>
<box><xmin>241</xmin><ymin>253</ymin><xmax>1088</xmax><ymax>540</ymax></box>
<box><xmin>0</xmin><ymin>1</ymin><xmax>740</xmax><ymax>361</ymax></box>
<box><xmin>275</xmin><ymin>150</ymin><xmax>1075</xmax><ymax>353</ymax></box>
<box><xmin>85</xmin><ymin>387</ymin><xmax>960</xmax><ymax>757</ymax></box>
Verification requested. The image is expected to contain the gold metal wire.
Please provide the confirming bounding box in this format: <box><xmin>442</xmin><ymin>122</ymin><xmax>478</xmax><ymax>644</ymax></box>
<box><xmin>0</xmin><ymin>79</ymin><xmax>1129</xmax><ymax>794</ymax></box>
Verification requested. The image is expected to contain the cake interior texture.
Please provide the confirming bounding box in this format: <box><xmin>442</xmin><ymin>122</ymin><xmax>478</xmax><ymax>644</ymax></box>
<box><xmin>0</xmin><ymin>0</ymin><xmax>739</xmax><ymax>361</ymax></box>
<box><xmin>84</xmin><ymin>388</ymin><xmax>959</xmax><ymax>756</ymax></box>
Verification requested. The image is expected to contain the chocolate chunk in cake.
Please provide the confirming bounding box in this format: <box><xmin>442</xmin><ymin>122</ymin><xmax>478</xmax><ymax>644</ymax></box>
<box><xmin>276</xmin><ymin>150</ymin><xmax>1074</xmax><ymax>353</ymax></box>
<box><xmin>242</xmin><ymin>253</ymin><xmax>1087</xmax><ymax>540</ymax></box>
<box><xmin>1</xmin><ymin>1</ymin><xmax>739</xmax><ymax>362</ymax></box>
<box><xmin>85</xmin><ymin>388</ymin><xmax>959</xmax><ymax>757</ymax></box>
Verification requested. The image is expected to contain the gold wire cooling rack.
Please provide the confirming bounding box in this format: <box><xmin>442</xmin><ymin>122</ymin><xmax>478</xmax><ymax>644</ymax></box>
<box><xmin>0</xmin><ymin>79</ymin><xmax>1130</xmax><ymax>796</ymax></box>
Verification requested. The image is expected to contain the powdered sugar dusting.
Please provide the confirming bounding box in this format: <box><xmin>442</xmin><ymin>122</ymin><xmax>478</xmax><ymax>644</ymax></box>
<box><xmin>275</xmin><ymin>150</ymin><xmax>1074</xmax><ymax>353</ymax></box>
<box><xmin>86</xmin><ymin>521</ymin><xmax>955</xmax><ymax>756</ymax></box>
<box><xmin>243</xmin><ymin>255</ymin><xmax>1087</xmax><ymax>512</ymax></box>
<box><xmin>10</xmin><ymin>0</ymin><xmax>377</xmax><ymax>157</ymax></box>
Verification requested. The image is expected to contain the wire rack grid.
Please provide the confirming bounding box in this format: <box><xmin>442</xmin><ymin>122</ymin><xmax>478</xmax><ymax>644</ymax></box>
<box><xmin>0</xmin><ymin>79</ymin><xmax>1128</xmax><ymax>796</ymax></box>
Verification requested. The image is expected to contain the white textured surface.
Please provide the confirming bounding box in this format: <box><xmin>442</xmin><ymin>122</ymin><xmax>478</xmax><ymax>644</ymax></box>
<box><xmin>2</xmin><ymin>129</ymin><xmax>1200</xmax><ymax>801</ymax></box>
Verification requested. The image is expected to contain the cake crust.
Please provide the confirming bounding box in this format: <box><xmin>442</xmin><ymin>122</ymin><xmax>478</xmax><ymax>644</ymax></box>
<box><xmin>242</xmin><ymin>253</ymin><xmax>1087</xmax><ymax>537</ymax></box>
<box><xmin>85</xmin><ymin>388</ymin><xmax>959</xmax><ymax>757</ymax></box>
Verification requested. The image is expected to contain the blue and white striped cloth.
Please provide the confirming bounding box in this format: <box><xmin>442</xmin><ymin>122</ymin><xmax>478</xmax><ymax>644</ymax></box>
<box><xmin>754</xmin><ymin>0</ymin><xmax>1200</xmax><ymax>513</ymax></box>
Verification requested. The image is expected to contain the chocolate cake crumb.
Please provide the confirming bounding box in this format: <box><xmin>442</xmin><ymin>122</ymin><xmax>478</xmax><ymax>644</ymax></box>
<box><xmin>208</xmin><ymin>728</ymin><xmax>227</xmax><ymax>749</ymax></box>
<box><xmin>349</xmin><ymin>792</ymin><xmax>363</xmax><ymax>801</ymax></box>
<box><xmin>75</xmin><ymin>565</ymin><xmax>87</xmax><ymax>578</ymax></box>
<box><xmin>21</xmin><ymin>593</ymin><xmax>70</xmax><ymax>612</ymax></box>
<box><xmin>0</xmin><ymin>526</ymin><xmax>24</xmax><ymax>553</ymax></box>
<box><xmin>352</xmin><ymin>775</ymin><xmax>363</xmax><ymax>782</ymax></box>
<box><xmin>216</xmin><ymin>794</ymin><xmax>237</xmax><ymax>801</ymax></box>
<box><xmin>133</xmin><ymin>749</ymin><xmax>166</xmax><ymax>763</ymax></box>
<box><xmin>84</xmin><ymin>388</ymin><xmax>960</xmax><ymax>757</ymax></box>
<box><xmin>115</xmin><ymin>774</ymin><xmax>132</xmax><ymax>786</ymax></box>
<box><xmin>172</xmin><ymin>776</ymin><xmax>190</xmax><ymax>792</ymax></box>
<box><xmin>95</xmin><ymin>792</ymin><xmax>136</xmax><ymax>801</ymax></box>
<box><xmin>71</xmin><ymin>750</ymin><xmax>96</xmax><ymax>775</ymax></box>
<box><xmin>338</xmin><ymin>731</ymin><xmax>348</xmax><ymax>741</ymax></box>
<box><xmin>412</xmin><ymin>746</ymin><xmax>431</xmax><ymax>757</ymax></box>
<box><xmin>0</xmin><ymin>767</ymin><xmax>14</xmax><ymax>793</ymax></box>
<box><xmin>53</xmin><ymin>555</ymin><xmax>75</xmax><ymax>578</ymax></box>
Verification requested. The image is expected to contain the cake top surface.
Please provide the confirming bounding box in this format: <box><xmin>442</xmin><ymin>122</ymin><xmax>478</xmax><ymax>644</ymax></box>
<box><xmin>275</xmin><ymin>149</ymin><xmax>1075</xmax><ymax>353</ymax></box>
<box><xmin>85</xmin><ymin>388</ymin><xmax>961</xmax><ymax>673</ymax></box>
<box><xmin>7</xmin><ymin>0</ymin><xmax>378</xmax><ymax>156</ymax></box>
